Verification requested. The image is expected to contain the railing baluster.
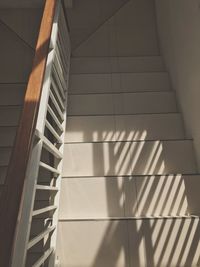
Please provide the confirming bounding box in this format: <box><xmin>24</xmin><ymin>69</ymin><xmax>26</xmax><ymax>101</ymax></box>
<box><xmin>7</xmin><ymin>0</ymin><xmax>71</xmax><ymax>266</ymax></box>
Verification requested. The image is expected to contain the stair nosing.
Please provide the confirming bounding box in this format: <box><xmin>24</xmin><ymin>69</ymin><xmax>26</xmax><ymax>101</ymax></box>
<box><xmin>70</xmin><ymin>71</ymin><xmax>169</xmax><ymax>75</ymax></box>
<box><xmin>72</xmin><ymin>54</ymin><xmax>162</xmax><ymax>59</ymax></box>
<box><xmin>70</xmin><ymin>70</ymin><xmax>167</xmax><ymax>75</ymax></box>
<box><xmin>59</xmin><ymin>215</ymin><xmax>200</xmax><ymax>222</ymax></box>
<box><xmin>62</xmin><ymin>173</ymin><xmax>200</xmax><ymax>178</ymax></box>
<box><xmin>71</xmin><ymin>55</ymin><xmax>163</xmax><ymax>59</ymax></box>
<box><xmin>68</xmin><ymin>111</ymin><xmax>179</xmax><ymax>117</ymax></box>
<box><xmin>64</xmin><ymin>138</ymin><xmax>193</xmax><ymax>145</ymax></box>
<box><xmin>69</xmin><ymin>90</ymin><xmax>174</xmax><ymax>96</ymax></box>
<box><xmin>67</xmin><ymin>112</ymin><xmax>181</xmax><ymax>118</ymax></box>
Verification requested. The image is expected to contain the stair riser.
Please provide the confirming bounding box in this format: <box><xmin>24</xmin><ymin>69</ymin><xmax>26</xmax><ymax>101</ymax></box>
<box><xmin>71</xmin><ymin>56</ymin><xmax>165</xmax><ymax>74</ymax></box>
<box><xmin>59</xmin><ymin>175</ymin><xmax>200</xmax><ymax>219</ymax></box>
<box><xmin>62</xmin><ymin>140</ymin><xmax>197</xmax><ymax>177</ymax></box>
<box><xmin>68</xmin><ymin>92</ymin><xmax>177</xmax><ymax>116</ymax></box>
<box><xmin>69</xmin><ymin>72</ymin><xmax>171</xmax><ymax>94</ymax></box>
<box><xmin>57</xmin><ymin>219</ymin><xmax>200</xmax><ymax>267</ymax></box>
<box><xmin>65</xmin><ymin>114</ymin><xmax>184</xmax><ymax>143</ymax></box>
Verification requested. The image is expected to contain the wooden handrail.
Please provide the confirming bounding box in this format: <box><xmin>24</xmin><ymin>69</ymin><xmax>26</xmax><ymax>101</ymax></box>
<box><xmin>0</xmin><ymin>0</ymin><xmax>57</xmax><ymax>266</ymax></box>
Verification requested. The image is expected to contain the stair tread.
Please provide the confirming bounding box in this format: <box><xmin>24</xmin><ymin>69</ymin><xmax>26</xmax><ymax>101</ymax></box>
<box><xmin>65</xmin><ymin>138</ymin><xmax>192</xmax><ymax>144</ymax></box>
<box><xmin>63</xmin><ymin>173</ymin><xmax>200</xmax><ymax>178</ymax></box>
<box><xmin>72</xmin><ymin>55</ymin><xmax>163</xmax><ymax>59</ymax></box>
<box><xmin>65</xmin><ymin>113</ymin><xmax>185</xmax><ymax>143</ymax></box>
<box><xmin>57</xmin><ymin>219</ymin><xmax>200</xmax><ymax>267</ymax></box>
<box><xmin>68</xmin><ymin>91</ymin><xmax>177</xmax><ymax>116</ymax></box>
<box><xmin>63</xmin><ymin>139</ymin><xmax>197</xmax><ymax>177</ymax></box>
<box><xmin>60</xmin><ymin>215</ymin><xmax>200</xmax><ymax>221</ymax></box>
<box><xmin>60</xmin><ymin>173</ymin><xmax>200</xmax><ymax>220</ymax></box>
<box><xmin>69</xmin><ymin>72</ymin><xmax>171</xmax><ymax>94</ymax></box>
<box><xmin>71</xmin><ymin>71</ymin><xmax>168</xmax><ymax>75</ymax></box>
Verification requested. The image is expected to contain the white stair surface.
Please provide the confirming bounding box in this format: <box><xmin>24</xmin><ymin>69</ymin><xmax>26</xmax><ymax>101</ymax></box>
<box><xmin>65</xmin><ymin>113</ymin><xmax>184</xmax><ymax>143</ymax></box>
<box><xmin>62</xmin><ymin>140</ymin><xmax>197</xmax><ymax>177</ymax></box>
<box><xmin>58</xmin><ymin>0</ymin><xmax>200</xmax><ymax>265</ymax></box>
<box><xmin>68</xmin><ymin>91</ymin><xmax>177</xmax><ymax>116</ymax></box>
<box><xmin>57</xmin><ymin>218</ymin><xmax>200</xmax><ymax>267</ymax></box>
<box><xmin>59</xmin><ymin>174</ymin><xmax>200</xmax><ymax>220</ymax></box>
<box><xmin>69</xmin><ymin>72</ymin><xmax>171</xmax><ymax>94</ymax></box>
<box><xmin>70</xmin><ymin>56</ymin><xmax>165</xmax><ymax>74</ymax></box>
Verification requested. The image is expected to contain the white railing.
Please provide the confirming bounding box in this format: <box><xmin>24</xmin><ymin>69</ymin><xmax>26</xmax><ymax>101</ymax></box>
<box><xmin>11</xmin><ymin>1</ymin><xmax>70</xmax><ymax>266</ymax></box>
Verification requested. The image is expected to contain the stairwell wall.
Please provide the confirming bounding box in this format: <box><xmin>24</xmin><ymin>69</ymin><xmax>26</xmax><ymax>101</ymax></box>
<box><xmin>0</xmin><ymin>8</ymin><xmax>43</xmax><ymax>83</ymax></box>
<box><xmin>154</xmin><ymin>0</ymin><xmax>200</xmax><ymax>170</ymax></box>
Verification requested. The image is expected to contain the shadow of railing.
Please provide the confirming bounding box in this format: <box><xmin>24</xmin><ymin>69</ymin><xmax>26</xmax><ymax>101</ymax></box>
<box><xmin>63</xmin><ymin>118</ymin><xmax>200</xmax><ymax>267</ymax></box>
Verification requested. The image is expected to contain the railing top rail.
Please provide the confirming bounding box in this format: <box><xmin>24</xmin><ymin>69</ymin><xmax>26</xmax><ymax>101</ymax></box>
<box><xmin>0</xmin><ymin>1</ymin><xmax>57</xmax><ymax>266</ymax></box>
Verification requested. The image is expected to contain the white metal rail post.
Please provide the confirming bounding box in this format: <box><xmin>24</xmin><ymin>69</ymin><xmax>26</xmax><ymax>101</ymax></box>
<box><xmin>11</xmin><ymin>1</ymin><xmax>71</xmax><ymax>266</ymax></box>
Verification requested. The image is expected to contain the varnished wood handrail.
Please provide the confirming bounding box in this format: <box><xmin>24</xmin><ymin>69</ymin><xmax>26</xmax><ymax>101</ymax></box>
<box><xmin>0</xmin><ymin>1</ymin><xmax>57</xmax><ymax>266</ymax></box>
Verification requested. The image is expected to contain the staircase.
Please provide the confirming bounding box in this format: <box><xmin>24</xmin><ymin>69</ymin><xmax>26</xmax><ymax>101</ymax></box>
<box><xmin>56</xmin><ymin>0</ymin><xmax>200</xmax><ymax>266</ymax></box>
<box><xmin>0</xmin><ymin>1</ymin><xmax>200</xmax><ymax>266</ymax></box>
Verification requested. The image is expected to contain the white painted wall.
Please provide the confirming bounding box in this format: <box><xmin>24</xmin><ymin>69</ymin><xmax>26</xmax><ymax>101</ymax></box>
<box><xmin>155</xmin><ymin>0</ymin><xmax>200</xmax><ymax>169</ymax></box>
<box><xmin>0</xmin><ymin>8</ymin><xmax>42</xmax><ymax>83</ymax></box>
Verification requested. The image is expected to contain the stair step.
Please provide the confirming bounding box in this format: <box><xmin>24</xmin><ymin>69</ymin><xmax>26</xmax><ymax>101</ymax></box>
<box><xmin>0</xmin><ymin>106</ymin><xmax>21</xmax><ymax>126</ymax></box>
<box><xmin>57</xmin><ymin>218</ymin><xmax>200</xmax><ymax>267</ymax></box>
<box><xmin>71</xmin><ymin>56</ymin><xmax>165</xmax><ymax>74</ymax></box>
<box><xmin>59</xmin><ymin>174</ymin><xmax>200</xmax><ymax>220</ymax></box>
<box><xmin>0</xmin><ymin>83</ymin><xmax>26</xmax><ymax>105</ymax></box>
<box><xmin>69</xmin><ymin>72</ymin><xmax>171</xmax><ymax>94</ymax></box>
<box><xmin>0</xmin><ymin>127</ymin><xmax>17</xmax><ymax>146</ymax></box>
<box><xmin>0</xmin><ymin>147</ymin><xmax>11</xmax><ymax>166</ymax></box>
<box><xmin>60</xmin><ymin>215</ymin><xmax>200</xmax><ymax>221</ymax></box>
<box><xmin>65</xmin><ymin>113</ymin><xmax>184</xmax><ymax>143</ymax></box>
<box><xmin>63</xmin><ymin>140</ymin><xmax>197</xmax><ymax>177</ymax></box>
<box><xmin>68</xmin><ymin>91</ymin><xmax>177</xmax><ymax>116</ymax></box>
